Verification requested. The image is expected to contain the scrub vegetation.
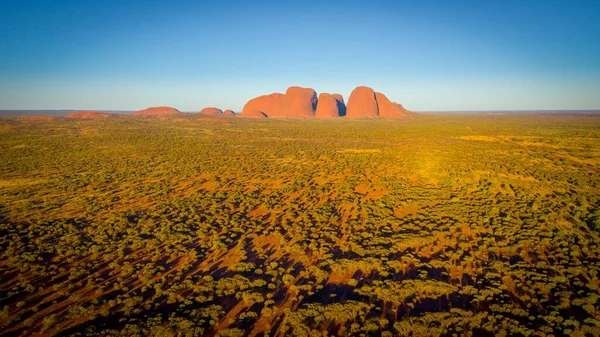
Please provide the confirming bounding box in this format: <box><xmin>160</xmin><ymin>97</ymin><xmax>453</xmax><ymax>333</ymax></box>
<box><xmin>1</xmin><ymin>113</ymin><xmax>599</xmax><ymax>336</ymax></box>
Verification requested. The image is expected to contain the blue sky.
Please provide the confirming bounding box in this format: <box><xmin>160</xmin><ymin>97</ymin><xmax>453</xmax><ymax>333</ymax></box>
<box><xmin>1</xmin><ymin>0</ymin><xmax>599</xmax><ymax>111</ymax></box>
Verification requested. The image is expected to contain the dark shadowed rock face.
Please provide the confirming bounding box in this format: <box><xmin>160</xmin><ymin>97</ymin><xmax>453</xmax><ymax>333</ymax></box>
<box><xmin>332</xmin><ymin>94</ymin><xmax>346</xmax><ymax>117</ymax></box>
<box><xmin>132</xmin><ymin>106</ymin><xmax>182</xmax><ymax>116</ymax></box>
<box><xmin>240</xmin><ymin>109</ymin><xmax>268</xmax><ymax>118</ymax></box>
<box><xmin>346</xmin><ymin>86</ymin><xmax>378</xmax><ymax>118</ymax></box>
<box><xmin>222</xmin><ymin>109</ymin><xmax>235</xmax><ymax>117</ymax></box>
<box><xmin>199</xmin><ymin>107</ymin><xmax>223</xmax><ymax>116</ymax></box>
<box><xmin>241</xmin><ymin>93</ymin><xmax>285</xmax><ymax>118</ymax></box>
<box><xmin>315</xmin><ymin>93</ymin><xmax>341</xmax><ymax>118</ymax></box>
<box><xmin>66</xmin><ymin>111</ymin><xmax>115</xmax><ymax>119</ymax></box>
<box><xmin>375</xmin><ymin>92</ymin><xmax>412</xmax><ymax>119</ymax></box>
<box><xmin>283</xmin><ymin>86</ymin><xmax>317</xmax><ymax>118</ymax></box>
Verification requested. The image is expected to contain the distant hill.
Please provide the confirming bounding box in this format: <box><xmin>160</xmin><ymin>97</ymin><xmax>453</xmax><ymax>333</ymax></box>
<box><xmin>418</xmin><ymin>110</ymin><xmax>600</xmax><ymax>116</ymax></box>
<box><xmin>3</xmin><ymin>109</ymin><xmax>598</xmax><ymax>118</ymax></box>
<box><xmin>0</xmin><ymin>110</ymin><xmax>133</xmax><ymax>117</ymax></box>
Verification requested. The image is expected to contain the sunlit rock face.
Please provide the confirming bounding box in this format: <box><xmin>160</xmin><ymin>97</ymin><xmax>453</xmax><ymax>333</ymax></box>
<box><xmin>282</xmin><ymin>86</ymin><xmax>318</xmax><ymax>118</ymax></box>
<box><xmin>199</xmin><ymin>107</ymin><xmax>223</xmax><ymax>116</ymax></box>
<box><xmin>241</xmin><ymin>93</ymin><xmax>285</xmax><ymax>118</ymax></box>
<box><xmin>375</xmin><ymin>92</ymin><xmax>412</xmax><ymax>119</ymax></box>
<box><xmin>132</xmin><ymin>106</ymin><xmax>182</xmax><ymax>116</ymax></box>
<box><xmin>316</xmin><ymin>93</ymin><xmax>343</xmax><ymax>118</ymax></box>
<box><xmin>242</xmin><ymin>86</ymin><xmax>317</xmax><ymax>118</ymax></box>
<box><xmin>240</xmin><ymin>109</ymin><xmax>268</xmax><ymax>118</ymax></box>
<box><xmin>346</xmin><ymin>86</ymin><xmax>379</xmax><ymax>118</ymax></box>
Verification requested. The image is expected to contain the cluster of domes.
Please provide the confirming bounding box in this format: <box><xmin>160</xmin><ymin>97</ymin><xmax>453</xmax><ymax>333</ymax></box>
<box><xmin>240</xmin><ymin>86</ymin><xmax>411</xmax><ymax>119</ymax></box>
<box><xmin>198</xmin><ymin>107</ymin><xmax>236</xmax><ymax>117</ymax></box>
<box><xmin>65</xmin><ymin>86</ymin><xmax>412</xmax><ymax>119</ymax></box>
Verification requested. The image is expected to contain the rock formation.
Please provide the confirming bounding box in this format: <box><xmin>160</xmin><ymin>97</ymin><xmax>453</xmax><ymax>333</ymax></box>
<box><xmin>242</xmin><ymin>109</ymin><xmax>268</xmax><ymax>118</ymax></box>
<box><xmin>332</xmin><ymin>93</ymin><xmax>344</xmax><ymax>103</ymax></box>
<box><xmin>241</xmin><ymin>86</ymin><xmax>317</xmax><ymax>118</ymax></box>
<box><xmin>132</xmin><ymin>106</ymin><xmax>182</xmax><ymax>116</ymax></box>
<box><xmin>345</xmin><ymin>87</ymin><xmax>412</xmax><ymax>118</ymax></box>
<box><xmin>375</xmin><ymin>92</ymin><xmax>411</xmax><ymax>118</ymax></box>
<box><xmin>282</xmin><ymin>86</ymin><xmax>317</xmax><ymax>118</ymax></box>
<box><xmin>222</xmin><ymin>109</ymin><xmax>236</xmax><ymax>117</ymax></box>
<box><xmin>241</xmin><ymin>93</ymin><xmax>285</xmax><ymax>118</ymax></box>
<box><xmin>199</xmin><ymin>107</ymin><xmax>223</xmax><ymax>116</ymax></box>
<box><xmin>346</xmin><ymin>86</ymin><xmax>379</xmax><ymax>118</ymax></box>
<box><xmin>66</xmin><ymin>111</ymin><xmax>115</xmax><ymax>119</ymax></box>
<box><xmin>315</xmin><ymin>93</ymin><xmax>342</xmax><ymax>118</ymax></box>
<box><xmin>241</xmin><ymin>86</ymin><xmax>412</xmax><ymax>119</ymax></box>
<box><xmin>332</xmin><ymin>94</ymin><xmax>346</xmax><ymax>117</ymax></box>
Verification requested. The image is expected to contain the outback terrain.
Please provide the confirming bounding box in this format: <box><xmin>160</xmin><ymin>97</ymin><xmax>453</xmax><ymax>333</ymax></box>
<box><xmin>0</xmin><ymin>113</ymin><xmax>599</xmax><ymax>336</ymax></box>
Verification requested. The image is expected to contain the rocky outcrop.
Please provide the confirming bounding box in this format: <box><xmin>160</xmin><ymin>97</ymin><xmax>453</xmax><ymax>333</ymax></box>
<box><xmin>282</xmin><ymin>86</ymin><xmax>317</xmax><ymax>118</ymax></box>
<box><xmin>345</xmin><ymin>87</ymin><xmax>412</xmax><ymax>118</ymax></box>
<box><xmin>241</xmin><ymin>86</ymin><xmax>317</xmax><ymax>118</ymax></box>
<box><xmin>241</xmin><ymin>86</ymin><xmax>412</xmax><ymax>119</ymax></box>
<box><xmin>241</xmin><ymin>93</ymin><xmax>285</xmax><ymax>118</ymax></box>
<box><xmin>66</xmin><ymin>111</ymin><xmax>115</xmax><ymax>119</ymax></box>
<box><xmin>332</xmin><ymin>94</ymin><xmax>346</xmax><ymax>117</ymax></box>
<box><xmin>241</xmin><ymin>109</ymin><xmax>268</xmax><ymax>118</ymax></box>
<box><xmin>199</xmin><ymin>107</ymin><xmax>223</xmax><ymax>116</ymax></box>
<box><xmin>315</xmin><ymin>93</ymin><xmax>342</xmax><ymax>118</ymax></box>
<box><xmin>346</xmin><ymin>86</ymin><xmax>379</xmax><ymax>118</ymax></box>
<box><xmin>197</xmin><ymin>108</ymin><xmax>236</xmax><ymax>117</ymax></box>
<box><xmin>132</xmin><ymin>106</ymin><xmax>182</xmax><ymax>116</ymax></box>
<box><xmin>375</xmin><ymin>92</ymin><xmax>411</xmax><ymax>118</ymax></box>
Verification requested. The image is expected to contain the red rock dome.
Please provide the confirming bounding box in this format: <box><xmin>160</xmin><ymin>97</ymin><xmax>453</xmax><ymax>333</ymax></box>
<box><xmin>315</xmin><ymin>93</ymin><xmax>341</xmax><ymax>118</ymax></box>
<box><xmin>199</xmin><ymin>107</ymin><xmax>223</xmax><ymax>116</ymax></box>
<box><xmin>241</xmin><ymin>93</ymin><xmax>285</xmax><ymax>118</ymax></box>
<box><xmin>282</xmin><ymin>86</ymin><xmax>317</xmax><ymax>118</ymax></box>
<box><xmin>240</xmin><ymin>109</ymin><xmax>268</xmax><ymax>118</ymax></box>
<box><xmin>375</xmin><ymin>92</ymin><xmax>412</xmax><ymax>119</ymax></box>
<box><xmin>346</xmin><ymin>86</ymin><xmax>378</xmax><ymax>118</ymax></box>
<box><xmin>132</xmin><ymin>106</ymin><xmax>182</xmax><ymax>116</ymax></box>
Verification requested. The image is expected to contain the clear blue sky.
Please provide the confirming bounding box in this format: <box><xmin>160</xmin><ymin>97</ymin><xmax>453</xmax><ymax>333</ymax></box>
<box><xmin>1</xmin><ymin>0</ymin><xmax>599</xmax><ymax>111</ymax></box>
